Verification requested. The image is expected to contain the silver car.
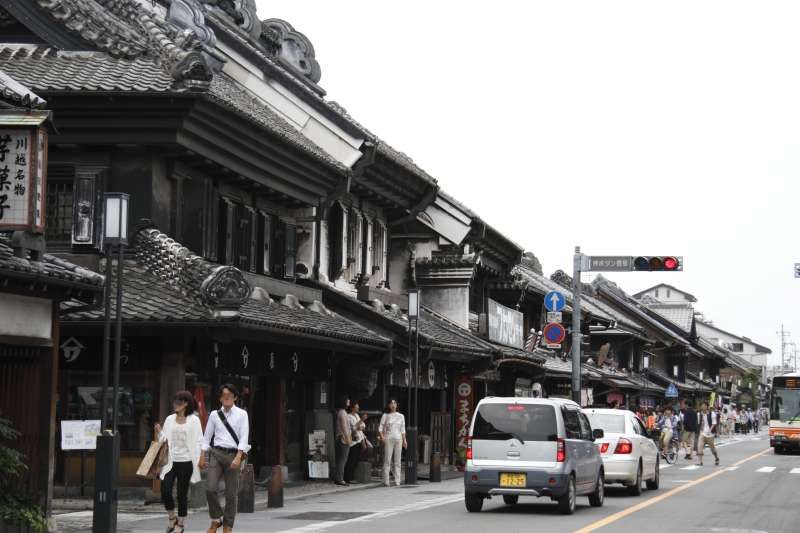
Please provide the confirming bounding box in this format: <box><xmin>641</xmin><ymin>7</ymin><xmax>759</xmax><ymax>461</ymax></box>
<box><xmin>464</xmin><ymin>397</ymin><xmax>605</xmax><ymax>514</ymax></box>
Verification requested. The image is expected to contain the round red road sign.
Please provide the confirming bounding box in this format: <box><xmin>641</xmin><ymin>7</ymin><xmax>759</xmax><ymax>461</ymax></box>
<box><xmin>543</xmin><ymin>322</ymin><xmax>566</xmax><ymax>344</ymax></box>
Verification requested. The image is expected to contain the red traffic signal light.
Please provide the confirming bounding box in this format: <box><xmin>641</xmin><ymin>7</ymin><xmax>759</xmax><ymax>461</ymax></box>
<box><xmin>633</xmin><ymin>256</ymin><xmax>682</xmax><ymax>272</ymax></box>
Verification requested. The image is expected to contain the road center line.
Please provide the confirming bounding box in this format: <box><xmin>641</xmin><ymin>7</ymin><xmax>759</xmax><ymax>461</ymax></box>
<box><xmin>755</xmin><ymin>466</ymin><xmax>775</xmax><ymax>473</ymax></box>
<box><xmin>573</xmin><ymin>447</ymin><xmax>770</xmax><ymax>533</ymax></box>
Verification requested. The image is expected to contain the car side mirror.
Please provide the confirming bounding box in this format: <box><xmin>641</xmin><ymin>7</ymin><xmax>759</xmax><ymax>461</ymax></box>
<box><xmin>592</xmin><ymin>428</ymin><xmax>604</xmax><ymax>440</ymax></box>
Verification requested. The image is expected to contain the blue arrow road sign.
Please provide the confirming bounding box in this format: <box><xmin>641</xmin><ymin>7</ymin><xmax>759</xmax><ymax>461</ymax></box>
<box><xmin>665</xmin><ymin>383</ymin><xmax>679</xmax><ymax>398</ymax></box>
<box><xmin>544</xmin><ymin>290</ymin><xmax>566</xmax><ymax>312</ymax></box>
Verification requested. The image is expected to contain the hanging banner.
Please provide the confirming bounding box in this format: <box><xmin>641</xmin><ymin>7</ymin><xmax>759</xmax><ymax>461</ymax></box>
<box><xmin>454</xmin><ymin>375</ymin><xmax>474</xmax><ymax>466</ymax></box>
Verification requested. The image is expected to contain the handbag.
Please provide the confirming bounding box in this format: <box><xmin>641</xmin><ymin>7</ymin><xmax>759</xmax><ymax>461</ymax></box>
<box><xmin>136</xmin><ymin>439</ymin><xmax>167</xmax><ymax>479</ymax></box>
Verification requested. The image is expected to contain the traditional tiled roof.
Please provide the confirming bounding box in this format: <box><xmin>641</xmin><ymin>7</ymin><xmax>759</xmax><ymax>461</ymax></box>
<box><xmin>626</xmin><ymin>372</ymin><xmax>666</xmax><ymax>394</ymax></box>
<box><xmin>0</xmin><ymin>47</ymin><xmax>176</xmax><ymax>93</ymax></box>
<box><xmin>0</xmin><ymin>68</ymin><xmax>45</xmax><ymax>108</ymax></box>
<box><xmin>593</xmin><ymin>276</ymin><xmax>690</xmax><ymax>347</ymax></box>
<box><xmin>315</xmin><ymin>283</ymin><xmax>494</xmax><ymax>357</ymax></box>
<box><xmin>62</xmin><ymin>225</ymin><xmax>389</xmax><ymax>347</ymax></box>
<box><xmin>543</xmin><ymin>354</ymin><xmax>573</xmax><ymax>376</ymax></box>
<box><xmin>513</xmin><ymin>265</ymin><xmax>633</xmax><ymax>327</ymax></box>
<box><xmin>238</xmin><ymin>299</ymin><xmax>389</xmax><ymax>346</ymax></box>
<box><xmin>0</xmin><ymin>234</ymin><xmax>104</xmax><ymax>298</ymax></box>
<box><xmin>0</xmin><ymin>46</ymin><xmax>347</xmax><ymax>175</ymax></box>
<box><xmin>645</xmin><ymin>303</ymin><xmax>695</xmax><ymax>334</ymax></box>
<box><xmin>62</xmin><ymin>260</ymin><xmax>210</xmax><ymax>323</ymax></box>
<box><xmin>207</xmin><ymin>73</ymin><xmax>347</xmax><ymax>174</ymax></box>
<box><xmin>489</xmin><ymin>342</ymin><xmax>547</xmax><ymax>365</ymax></box>
<box><xmin>26</xmin><ymin>0</ymin><xmax>213</xmax><ymax>89</ymax></box>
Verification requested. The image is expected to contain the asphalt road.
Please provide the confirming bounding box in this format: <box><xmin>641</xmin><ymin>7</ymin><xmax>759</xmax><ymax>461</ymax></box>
<box><xmin>65</xmin><ymin>431</ymin><xmax>799</xmax><ymax>533</ymax></box>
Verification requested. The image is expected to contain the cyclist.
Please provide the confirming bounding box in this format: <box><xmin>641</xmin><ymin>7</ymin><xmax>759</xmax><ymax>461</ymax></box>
<box><xmin>657</xmin><ymin>406</ymin><xmax>679</xmax><ymax>457</ymax></box>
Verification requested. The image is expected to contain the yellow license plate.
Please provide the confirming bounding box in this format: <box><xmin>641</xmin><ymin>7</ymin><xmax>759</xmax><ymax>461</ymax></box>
<box><xmin>500</xmin><ymin>473</ymin><xmax>526</xmax><ymax>487</ymax></box>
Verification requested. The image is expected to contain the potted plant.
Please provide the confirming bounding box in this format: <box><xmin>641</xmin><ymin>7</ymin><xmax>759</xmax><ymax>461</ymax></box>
<box><xmin>0</xmin><ymin>416</ymin><xmax>47</xmax><ymax>532</ymax></box>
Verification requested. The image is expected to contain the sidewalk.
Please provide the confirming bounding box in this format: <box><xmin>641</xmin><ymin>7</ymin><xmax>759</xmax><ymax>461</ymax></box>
<box><xmin>56</xmin><ymin>478</ymin><xmax>466</xmax><ymax>533</ymax></box>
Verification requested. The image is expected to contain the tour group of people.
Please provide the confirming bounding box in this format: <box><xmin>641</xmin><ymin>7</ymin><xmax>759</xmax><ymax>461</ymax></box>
<box><xmin>631</xmin><ymin>400</ymin><xmax>767</xmax><ymax>467</ymax></box>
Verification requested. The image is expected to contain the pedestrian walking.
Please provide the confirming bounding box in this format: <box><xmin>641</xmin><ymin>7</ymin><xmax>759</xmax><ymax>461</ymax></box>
<box><xmin>154</xmin><ymin>391</ymin><xmax>204</xmax><ymax>533</ymax></box>
<box><xmin>344</xmin><ymin>400</ymin><xmax>369</xmax><ymax>483</ymax></box>
<box><xmin>680</xmin><ymin>401</ymin><xmax>698</xmax><ymax>460</ymax></box>
<box><xmin>719</xmin><ymin>408</ymin><xmax>729</xmax><ymax>438</ymax></box>
<box><xmin>201</xmin><ymin>383</ymin><xmax>250</xmax><ymax>533</ymax></box>
<box><xmin>334</xmin><ymin>394</ymin><xmax>351</xmax><ymax>486</ymax></box>
<box><xmin>697</xmin><ymin>402</ymin><xmax>719</xmax><ymax>466</ymax></box>
<box><xmin>379</xmin><ymin>398</ymin><xmax>407</xmax><ymax>487</ymax></box>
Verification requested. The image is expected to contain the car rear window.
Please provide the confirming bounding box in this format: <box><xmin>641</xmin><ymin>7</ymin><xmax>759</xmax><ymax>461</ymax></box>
<box><xmin>472</xmin><ymin>403</ymin><xmax>557</xmax><ymax>442</ymax></box>
<box><xmin>585</xmin><ymin>413</ymin><xmax>626</xmax><ymax>434</ymax></box>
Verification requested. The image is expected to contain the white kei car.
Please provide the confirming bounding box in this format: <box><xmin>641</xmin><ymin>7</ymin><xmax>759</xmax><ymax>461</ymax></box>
<box><xmin>583</xmin><ymin>408</ymin><xmax>660</xmax><ymax>495</ymax></box>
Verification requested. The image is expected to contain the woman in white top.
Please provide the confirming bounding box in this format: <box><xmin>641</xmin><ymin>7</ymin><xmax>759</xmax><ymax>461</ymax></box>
<box><xmin>154</xmin><ymin>390</ymin><xmax>204</xmax><ymax>533</ymax></box>
<box><xmin>378</xmin><ymin>398</ymin><xmax>407</xmax><ymax>487</ymax></box>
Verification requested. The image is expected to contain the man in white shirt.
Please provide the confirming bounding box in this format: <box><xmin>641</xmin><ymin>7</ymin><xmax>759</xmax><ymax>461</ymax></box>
<box><xmin>697</xmin><ymin>402</ymin><xmax>719</xmax><ymax>466</ymax></box>
<box><xmin>201</xmin><ymin>383</ymin><xmax>250</xmax><ymax>533</ymax></box>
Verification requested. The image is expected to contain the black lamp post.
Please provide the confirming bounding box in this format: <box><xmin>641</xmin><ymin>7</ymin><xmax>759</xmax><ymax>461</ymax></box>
<box><xmin>404</xmin><ymin>289</ymin><xmax>420</xmax><ymax>485</ymax></box>
<box><xmin>92</xmin><ymin>192</ymin><xmax>129</xmax><ymax>533</ymax></box>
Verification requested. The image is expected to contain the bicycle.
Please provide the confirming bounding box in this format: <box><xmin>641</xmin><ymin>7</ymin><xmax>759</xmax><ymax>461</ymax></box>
<box><xmin>650</xmin><ymin>429</ymin><xmax>680</xmax><ymax>464</ymax></box>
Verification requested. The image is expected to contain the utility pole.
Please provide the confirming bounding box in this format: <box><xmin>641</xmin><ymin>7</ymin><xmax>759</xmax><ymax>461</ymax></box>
<box><xmin>571</xmin><ymin>246</ymin><xmax>582</xmax><ymax>405</ymax></box>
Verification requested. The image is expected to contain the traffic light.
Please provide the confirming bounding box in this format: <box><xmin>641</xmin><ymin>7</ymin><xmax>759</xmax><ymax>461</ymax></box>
<box><xmin>632</xmin><ymin>256</ymin><xmax>682</xmax><ymax>272</ymax></box>
<box><xmin>795</xmin><ymin>263</ymin><xmax>800</xmax><ymax>278</ymax></box>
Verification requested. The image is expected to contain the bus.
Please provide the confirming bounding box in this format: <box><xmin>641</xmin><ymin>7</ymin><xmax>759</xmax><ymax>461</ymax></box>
<box><xmin>769</xmin><ymin>373</ymin><xmax>800</xmax><ymax>453</ymax></box>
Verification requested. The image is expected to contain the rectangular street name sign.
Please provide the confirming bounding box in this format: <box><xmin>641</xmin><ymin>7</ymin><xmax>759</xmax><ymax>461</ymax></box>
<box><xmin>547</xmin><ymin>312</ymin><xmax>562</xmax><ymax>323</ymax></box>
<box><xmin>587</xmin><ymin>256</ymin><xmax>633</xmax><ymax>272</ymax></box>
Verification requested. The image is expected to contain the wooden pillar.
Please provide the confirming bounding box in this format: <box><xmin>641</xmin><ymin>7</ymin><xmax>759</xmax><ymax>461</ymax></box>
<box><xmin>158</xmin><ymin>352</ymin><xmax>186</xmax><ymax>422</ymax></box>
<box><xmin>264</xmin><ymin>377</ymin><xmax>285</xmax><ymax>466</ymax></box>
<box><xmin>40</xmin><ymin>302</ymin><xmax>61</xmax><ymax>518</ymax></box>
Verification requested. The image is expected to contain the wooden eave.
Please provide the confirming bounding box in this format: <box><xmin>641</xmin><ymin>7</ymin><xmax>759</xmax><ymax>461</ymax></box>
<box><xmin>182</xmin><ymin>100</ymin><xmax>344</xmax><ymax>204</ymax></box>
<box><xmin>38</xmin><ymin>93</ymin><xmax>345</xmax><ymax>206</ymax></box>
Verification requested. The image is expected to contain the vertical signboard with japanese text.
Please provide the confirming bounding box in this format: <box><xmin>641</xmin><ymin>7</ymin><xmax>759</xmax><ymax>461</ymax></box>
<box><xmin>485</xmin><ymin>298</ymin><xmax>524</xmax><ymax>349</ymax></box>
<box><xmin>0</xmin><ymin>124</ymin><xmax>47</xmax><ymax>233</ymax></box>
<box><xmin>454</xmin><ymin>374</ymin><xmax>474</xmax><ymax>466</ymax></box>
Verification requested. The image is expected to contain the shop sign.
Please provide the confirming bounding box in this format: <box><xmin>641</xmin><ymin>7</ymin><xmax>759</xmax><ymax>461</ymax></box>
<box><xmin>427</xmin><ymin>361</ymin><xmax>436</xmax><ymax>388</ymax></box>
<box><xmin>454</xmin><ymin>375</ymin><xmax>474</xmax><ymax>465</ymax></box>
<box><xmin>485</xmin><ymin>298</ymin><xmax>523</xmax><ymax>349</ymax></box>
<box><xmin>0</xmin><ymin>293</ymin><xmax>52</xmax><ymax>341</ymax></box>
<box><xmin>0</xmin><ymin>122</ymin><xmax>47</xmax><ymax>233</ymax></box>
<box><xmin>60</xmin><ymin>420</ymin><xmax>101</xmax><ymax>450</ymax></box>
<box><xmin>60</xmin><ymin>337</ymin><xmax>85</xmax><ymax>363</ymax></box>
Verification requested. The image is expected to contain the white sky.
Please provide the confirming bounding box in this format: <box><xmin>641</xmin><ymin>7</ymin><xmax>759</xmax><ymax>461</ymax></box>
<box><xmin>259</xmin><ymin>1</ymin><xmax>800</xmax><ymax>366</ymax></box>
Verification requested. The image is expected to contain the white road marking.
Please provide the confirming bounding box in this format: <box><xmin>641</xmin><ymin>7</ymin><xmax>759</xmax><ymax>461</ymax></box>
<box><xmin>789</xmin><ymin>467</ymin><xmax>800</xmax><ymax>474</ymax></box>
<box><xmin>670</xmin><ymin>479</ymin><xmax>693</xmax><ymax>483</ymax></box>
<box><xmin>659</xmin><ymin>464</ymin><xmax>672</xmax><ymax>470</ymax></box>
<box><xmin>680</xmin><ymin>465</ymin><xmax>700</xmax><ymax>470</ymax></box>
<box><xmin>755</xmin><ymin>466</ymin><xmax>775</xmax><ymax>473</ymax></box>
<box><xmin>725</xmin><ymin>466</ymin><xmax>739</xmax><ymax>471</ymax></box>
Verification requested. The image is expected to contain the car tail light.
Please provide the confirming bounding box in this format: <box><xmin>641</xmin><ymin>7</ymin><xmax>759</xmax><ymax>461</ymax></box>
<box><xmin>466</xmin><ymin>437</ymin><xmax>473</xmax><ymax>460</ymax></box>
<box><xmin>614</xmin><ymin>438</ymin><xmax>633</xmax><ymax>454</ymax></box>
<box><xmin>599</xmin><ymin>443</ymin><xmax>609</xmax><ymax>453</ymax></box>
<box><xmin>556</xmin><ymin>438</ymin><xmax>566</xmax><ymax>462</ymax></box>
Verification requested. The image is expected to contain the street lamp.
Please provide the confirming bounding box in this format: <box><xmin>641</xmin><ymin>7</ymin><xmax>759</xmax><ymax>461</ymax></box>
<box><xmin>405</xmin><ymin>289</ymin><xmax>420</xmax><ymax>485</ymax></box>
<box><xmin>93</xmin><ymin>192</ymin><xmax>129</xmax><ymax>533</ymax></box>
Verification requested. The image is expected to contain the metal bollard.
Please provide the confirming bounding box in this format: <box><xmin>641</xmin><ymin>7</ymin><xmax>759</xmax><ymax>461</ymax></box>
<box><xmin>430</xmin><ymin>452</ymin><xmax>441</xmax><ymax>483</ymax></box>
<box><xmin>267</xmin><ymin>465</ymin><xmax>284</xmax><ymax>508</ymax></box>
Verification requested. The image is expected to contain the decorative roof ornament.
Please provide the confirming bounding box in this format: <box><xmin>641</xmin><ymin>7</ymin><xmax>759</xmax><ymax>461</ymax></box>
<box><xmin>26</xmin><ymin>0</ymin><xmax>216</xmax><ymax>89</ymax></box>
<box><xmin>135</xmin><ymin>222</ymin><xmax>251</xmax><ymax>313</ymax></box>
<box><xmin>261</xmin><ymin>18</ymin><xmax>321</xmax><ymax>84</ymax></box>
<box><xmin>201</xmin><ymin>0</ymin><xmax>261</xmax><ymax>41</ymax></box>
